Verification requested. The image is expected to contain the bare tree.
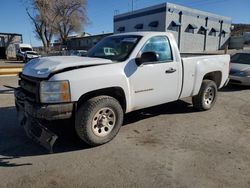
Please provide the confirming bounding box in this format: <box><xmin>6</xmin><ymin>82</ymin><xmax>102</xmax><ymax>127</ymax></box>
<box><xmin>25</xmin><ymin>0</ymin><xmax>87</xmax><ymax>51</ymax></box>
<box><xmin>54</xmin><ymin>0</ymin><xmax>87</xmax><ymax>45</ymax></box>
<box><xmin>26</xmin><ymin>0</ymin><xmax>58</xmax><ymax>52</ymax></box>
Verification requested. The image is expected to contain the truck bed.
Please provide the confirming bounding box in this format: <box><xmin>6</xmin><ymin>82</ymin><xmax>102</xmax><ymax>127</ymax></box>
<box><xmin>180</xmin><ymin>54</ymin><xmax>230</xmax><ymax>99</ymax></box>
<box><xmin>180</xmin><ymin>53</ymin><xmax>223</xmax><ymax>58</ymax></box>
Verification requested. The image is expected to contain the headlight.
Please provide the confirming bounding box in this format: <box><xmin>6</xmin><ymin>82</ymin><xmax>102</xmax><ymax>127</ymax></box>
<box><xmin>40</xmin><ymin>81</ymin><xmax>71</xmax><ymax>103</ymax></box>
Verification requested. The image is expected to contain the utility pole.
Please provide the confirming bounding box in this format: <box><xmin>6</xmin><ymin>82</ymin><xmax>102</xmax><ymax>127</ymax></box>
<box><xmin>132</xmin><ymin>0</ymin><xmax>134</xmax><ymax>12</ymax></box>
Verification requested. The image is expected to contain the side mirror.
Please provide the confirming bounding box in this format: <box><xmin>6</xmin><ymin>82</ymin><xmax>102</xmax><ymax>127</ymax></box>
<box><xmin>135</xmin><ymin>52</ymin><xmax>159</xmax><ymax>66</ymax></box>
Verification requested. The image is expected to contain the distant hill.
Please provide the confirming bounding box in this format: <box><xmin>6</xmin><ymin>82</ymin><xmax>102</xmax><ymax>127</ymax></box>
<box><xmin>232</xmin><ymin>24</ymin><xmax>250</xmax><ymax>36</ymax></box>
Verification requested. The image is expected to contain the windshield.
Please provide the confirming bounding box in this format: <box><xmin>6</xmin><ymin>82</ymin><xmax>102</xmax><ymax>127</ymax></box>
<box><xmin>21</xmin><ymin>47</ymin><xmax>32</xmax><ymax>52</ymax></box>
<box><xmin>231</xmin><ymin>53</ymin><xmax>250</xmax><ymax>65</ymax></box>
<box><xmin>87</xmin><ymin>35</ymin><xmax>142</xmax><ymax>61</ymax></box>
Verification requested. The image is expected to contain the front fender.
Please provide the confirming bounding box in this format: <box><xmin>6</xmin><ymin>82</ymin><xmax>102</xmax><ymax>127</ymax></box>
<box><xmin>49</xmin><ymin>64</ymin><xmax>132</xmax><ymax>113</ymax></box>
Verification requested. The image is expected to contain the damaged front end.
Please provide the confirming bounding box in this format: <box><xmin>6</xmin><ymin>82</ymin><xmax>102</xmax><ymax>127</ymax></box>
<box><xmin>14</xmin><ymin>74</ymin><xmax>74</xmax><ymax>153</ymax></box>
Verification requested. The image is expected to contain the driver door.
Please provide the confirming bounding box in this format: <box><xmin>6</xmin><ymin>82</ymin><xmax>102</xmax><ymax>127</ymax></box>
<box><xmin>129</xmin><ymin>36</ymin><xmax>180</xmax><ymax>110</ymax></box>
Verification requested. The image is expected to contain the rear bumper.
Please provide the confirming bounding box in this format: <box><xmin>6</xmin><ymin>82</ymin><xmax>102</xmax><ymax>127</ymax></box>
<box><xmin>229</xmin><ymin>75</ymin><xmax>250</xmax><ymax>86</ymax></box>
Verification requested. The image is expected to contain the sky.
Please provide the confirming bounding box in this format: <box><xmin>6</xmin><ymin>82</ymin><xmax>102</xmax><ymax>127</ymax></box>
<box><xmin>0</xmin><ymin>0</ymin><xmax>250</xmax><ymax>47</ymax></box>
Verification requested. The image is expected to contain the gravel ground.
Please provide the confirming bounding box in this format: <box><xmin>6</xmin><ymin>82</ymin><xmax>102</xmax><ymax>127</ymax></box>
<box><xmin>0</xmin><ymin>76</ymin><xmax>250</xmax><ymax>188</ymax></box>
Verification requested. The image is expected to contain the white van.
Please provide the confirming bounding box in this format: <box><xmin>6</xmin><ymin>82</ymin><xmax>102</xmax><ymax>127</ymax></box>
<box><xmin>16</xmin><ymin>44</ymin><xmax>33</xmax><ymax>60</ymax></box>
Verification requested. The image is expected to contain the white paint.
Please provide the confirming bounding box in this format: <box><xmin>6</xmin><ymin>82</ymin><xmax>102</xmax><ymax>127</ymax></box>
<box><xmin>22</xmin><ymin>56</ymin><xmax>113</xmax><ymax>78</ymax></box>
<box><xmin>22</xmin><ymin>32</ymin><xmax>230</xmax><ymax>113</ymax></box>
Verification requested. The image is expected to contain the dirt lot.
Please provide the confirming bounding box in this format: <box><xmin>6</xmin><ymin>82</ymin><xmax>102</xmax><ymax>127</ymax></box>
<box><xmin>0</xmin><ymin>76</ymin><xmax>250</xmax><ymax>188</ymax></box>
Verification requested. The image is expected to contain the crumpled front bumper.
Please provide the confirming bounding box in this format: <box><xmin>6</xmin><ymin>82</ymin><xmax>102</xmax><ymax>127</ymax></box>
<box><xmin>21</xmin><ymin>116</ymin><xmax>58</xmax><ymax>153</ymax></box>
<box><xmin>14</xmin><ymin>88</ymin><xmax>74</xmax><ymax>152</ymax></box>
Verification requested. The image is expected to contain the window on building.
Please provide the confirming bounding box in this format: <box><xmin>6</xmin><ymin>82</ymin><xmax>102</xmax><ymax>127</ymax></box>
<box><xmin>140</xmin><ymin>36</ymin><xmax>173</xmax><ymax>63</ymax></box>
<box><xmin>117</xmin><ymin>26</ymin><xmax>125</xmax><ymax>33</ymax></box>
<box><xmin>185</xmin><ymin>24</ymin><xmax>198</xmax><ymax>34</ymax></box>
<box><xmin>148</xmin><ymin>21</ymin><xmax>159</xmax><ymax>28</ymax></box>
<box><xmin>220</xmin><ymin>30</ymin><xmax>227</xmax><ymax>37</ymax></box>
<box><xmin>209</xmin><ymin>28</ymin><xmax>219</xmax><ymax>37</ymax></box>
<box><xmin>168</xmin><ymin>21</ymin><xmax>181</xmax><ymax>32</ymax></box>
<box><xmin>134</xmin><ymin>24</ymin><xmax>143</xmax><ymax>30</ymax></box>
<box><xmin>198</xmin><ymin>26</ymin><xmax>209</xmax><ymax>35</ymax></box>
<box><xmin>81</xmin><ymin>39</ymin><xmax>85</xmax><ymax>46</ymax></box>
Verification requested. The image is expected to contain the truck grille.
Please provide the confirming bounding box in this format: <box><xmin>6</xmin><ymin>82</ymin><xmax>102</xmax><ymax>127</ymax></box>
<box><xmin>19</xmin><ymin>74</ymin><xmax>40</xmax><ymax>102</ymax></box>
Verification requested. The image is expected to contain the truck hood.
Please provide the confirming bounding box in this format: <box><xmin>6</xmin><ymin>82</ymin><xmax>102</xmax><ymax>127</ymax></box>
<box><xmin>22</xmin><ymin>56</ymin><xmax>113</xmax><ymax>78</ymax></box>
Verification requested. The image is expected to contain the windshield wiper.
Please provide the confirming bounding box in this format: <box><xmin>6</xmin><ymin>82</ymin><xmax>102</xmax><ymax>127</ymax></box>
<box><xmin>89</xmin><ymin>55</ymin><xmax>114</xmax><ymax>60</ymax></box>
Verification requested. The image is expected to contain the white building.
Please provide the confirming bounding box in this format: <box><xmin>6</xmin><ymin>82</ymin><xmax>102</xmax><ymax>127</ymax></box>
<box><xmin>114</xmin><ymin>3</ymin><xmax>232</xmax><ymax>53</ymax></box>
<box><xmin>0</xmin><ymin>32</ymin><xmax>22</xmax><ymax>59</ymax></box>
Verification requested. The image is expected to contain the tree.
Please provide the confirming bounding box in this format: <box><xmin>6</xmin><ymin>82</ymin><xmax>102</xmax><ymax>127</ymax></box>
<box><xmin>54</xmin><ymin>0</ymin><xmax>87</xmax><ymax>45</ymax></box>
<box><xmin>26</xmin><ymin>0</ymin><xmax>87</xmax><ymax>51</ymax></box>
<box><xmin>26</xmin><ymin>0</ymin><xmax>58</xmax><ymax>52</ymax></box>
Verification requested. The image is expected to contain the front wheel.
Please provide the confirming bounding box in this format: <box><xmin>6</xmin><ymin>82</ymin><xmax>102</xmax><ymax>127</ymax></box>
<box><xmin>75</xmin><ymin>96</ymin><xmax>124</xmax><ymax>146</ymax></box>
<box><xmin>192</xmin><ymin>80</ymin><xmax>218</xmax><ymax>111</ymax></box>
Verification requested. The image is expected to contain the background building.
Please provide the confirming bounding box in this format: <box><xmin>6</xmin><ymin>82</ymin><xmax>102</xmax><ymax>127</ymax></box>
<box><xmin>67</xmin><ymin>33</ymin><xmax>112</xmax><ymax>51</ymax></box>
<box><xmin>0</xmin><ymin>32</ymin><xmax>22</xmax><ymax>59</ymax></box>
<box><xmin>228</xmin><ymin>24</ymin><xmax>250</xmax><ymax>49</ymax></box>
<box><xmin>114</xmin><ymin>3</ymin><xmax>232</xmax><ymax>53</ymax></box>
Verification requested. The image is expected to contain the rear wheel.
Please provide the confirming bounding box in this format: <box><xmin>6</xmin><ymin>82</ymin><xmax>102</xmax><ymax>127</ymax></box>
<box><xmin>192</xmin><ymin>80</ymin><xmax>217</xmax><ymax>111</ymax></box>
<box><xmin>75</xmin><ymin>96</ymin><xmax>124</xmax><ymax>146</ymax></box>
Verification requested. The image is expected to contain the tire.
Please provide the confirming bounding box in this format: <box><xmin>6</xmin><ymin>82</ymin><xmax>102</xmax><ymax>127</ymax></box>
<box><xmin>24</xmin><ymin>58</ymin><xmax>28</xmax><ymax>63</ymax></box>
<box><xmin>75</xmin><ymin>96</ymin><xmax>124</xmax><ymax>146</ymax></box>
<box><xmin>192</xmin><ymin>80</ymin><xmax>218</xmax><ymax>111</ymax></box>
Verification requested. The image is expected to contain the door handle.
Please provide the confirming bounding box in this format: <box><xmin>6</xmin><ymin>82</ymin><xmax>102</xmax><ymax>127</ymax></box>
<box><xmin>165</xmin><ymin>68</ymin><xmax>176</xmax><ymax>74</ymax></box>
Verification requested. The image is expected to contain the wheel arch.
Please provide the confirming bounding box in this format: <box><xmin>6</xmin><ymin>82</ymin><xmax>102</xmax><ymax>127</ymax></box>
<box><xmin>77</xmin><ymin>87</ymin><xmax>127</xmax><ymax>112</ymax></box>
<box><xmin>202</xmin><ymin>71</ymin><xmax>222</xmax><ymax>88</ymax></box>
<box><xmin>192</xmin><ymin>71</ymin><xmax>222</xmax><ymax>97</ymax></box>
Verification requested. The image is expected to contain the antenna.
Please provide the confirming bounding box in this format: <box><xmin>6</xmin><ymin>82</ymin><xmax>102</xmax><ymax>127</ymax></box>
<box><xmin>131</xmin><ymin>0</ymin><xmax>138</xmax><ymax>12</ymax></box>
<box><xmin>29</xmin><ymin>32</ymin><xmax>32</xmax><ymax>46</ymax></box>
<box><xmin>132</xmin><ymin>0</ymin><xmax>134</xmax><ymax>12</ymax></box>
<box><xmin>114</xmin><ymin>9</ymin><xmax>119</xmax><ymax>15</ymax></box>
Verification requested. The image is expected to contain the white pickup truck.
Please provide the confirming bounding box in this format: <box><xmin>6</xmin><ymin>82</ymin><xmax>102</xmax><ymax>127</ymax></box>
<box><xmin>15</xmin><ymin>32</ymin><xmax>230</xmax><ymax>151</ymax></box>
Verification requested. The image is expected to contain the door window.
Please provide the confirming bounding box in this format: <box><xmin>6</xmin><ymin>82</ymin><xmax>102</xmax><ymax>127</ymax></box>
<box><xmin>140</xmin><ymin>36</ymin><xmax>173</xmax><ymax>62</ymax></box>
